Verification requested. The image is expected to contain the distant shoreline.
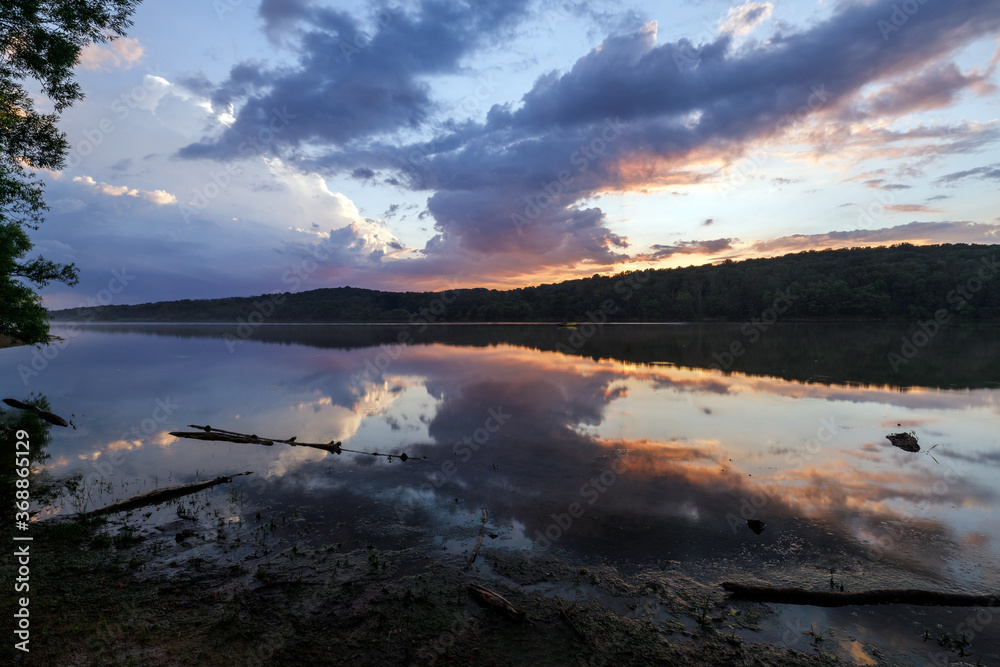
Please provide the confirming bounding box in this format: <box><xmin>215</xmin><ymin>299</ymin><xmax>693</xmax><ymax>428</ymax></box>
<box><xmin>46</xmin><ymin>318</ymin><xmax>1000</xmax><ymax>325</ymax></box>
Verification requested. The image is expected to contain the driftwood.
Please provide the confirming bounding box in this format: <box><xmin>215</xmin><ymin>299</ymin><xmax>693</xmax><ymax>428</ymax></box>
<box><xmin>84</xmin><ymin>472</ymin><xmax>253</xmax><ymax>516</ymax></box>
<box><xmin>3</xmin><ymin>398</ymin><xmax>69</xmax><ymax>427</ymax></box>
<box><xmin>466</xmin><ymin>508</ymin><xmax>489</xmax><ymax>569</ymax></box>
<box><xmin>466</xmin><ymin>536</ymin><xmax>484</xmax><ymax>568</ymax></box>
<box><xmin>170</xmin><ymin>425</ymin><xmax>423</xmax><ymax>460</ymax></box>
<box><xmin>467</xmin><ymin>584</ymin><xmax>525</xmax><ymax>620</ymax></box>
<box><xmin>722</xmin><ymin>582</ymin><xmax>1000</xmax><ymax>607</ymax></box>
<box><xmin>171</xmin><ymin>431</ymin><xmax>275</xmax><ymax>446</ymax></box>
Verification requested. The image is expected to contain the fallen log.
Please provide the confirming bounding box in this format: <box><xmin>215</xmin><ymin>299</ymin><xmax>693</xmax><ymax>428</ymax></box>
<box><xmin>171</xmin><ymin>425</ymin><xmax>423</xmax><ymax>460</ymax></box>
<box><xmin>84</xmin><ymin>472</ymin><xmax>253</xmax><ymax>516</ymax></box>
<box><xmin>3</xmin><ymin>398</ymin><xmax>69</xmax><ymax>427</ymax></box>
<box><xmin>169</xmin><ymin>431</ymin><xmax>275</xmax><ymax>446</ymax></box>
<box><xmin>722</xmin><ymin>582</ymin><xmax>1000</xmax><ymax>607</ymax></box>
<box><xmin>467</xmin><ymin>584</ymin><xmax>525</xmax><ymax>621</ymax></box>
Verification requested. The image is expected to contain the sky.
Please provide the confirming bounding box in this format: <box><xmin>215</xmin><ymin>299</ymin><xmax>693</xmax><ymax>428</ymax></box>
<box><xmin>30</xmin><ymin>0</ymin><xmax>1000</xmax><ymax>308</ymax></box>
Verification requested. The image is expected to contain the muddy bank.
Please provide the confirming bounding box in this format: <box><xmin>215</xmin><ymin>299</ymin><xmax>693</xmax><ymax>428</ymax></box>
<box><xmin>7</xmin><ymin>514</ymin><xmax>889</xmax><ymax>667</ymax></box>
<box><xmin>0</xmin><ymin>335</ymin><xmax>24</xmax><ymax>349</ymax></box>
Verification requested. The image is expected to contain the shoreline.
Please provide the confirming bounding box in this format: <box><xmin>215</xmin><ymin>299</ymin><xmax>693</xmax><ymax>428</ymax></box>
<box><xmin>6</xmin><ymin>514</ymin><xmax>869</xmax><ymax>667</ymax></box>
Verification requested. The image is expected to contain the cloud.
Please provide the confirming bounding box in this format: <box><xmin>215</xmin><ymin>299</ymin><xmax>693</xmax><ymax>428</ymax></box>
<box><xmin>933</xmin><ymin>163</ymin><xmax>1000</xmax><ymax>185</ymax></box>
<box><xmin>177</xmin><ymin>0</ymin><xmax>532</xmax><ymax>160</ymax></box>
<box><xmin>718</xmin><ymin>2</ymin><xmax>773</xmax><ymax>36</ymax></box>
<box><xmin>644</xmin><ymin>238</ymin><xmax>735</xmax><ymax>261</ymax></box>
<box><xmin>747</xmin><ymin>221</ymin><xmax>1000</xmax><ymax>255</ymax></box>
<box><xmin>72</xmin><ymin>175</ymin><xmax>177</xmax><ymax>205</ymax></box>
<box><xmin>883</xmin><ymin>204</ymin><xmax>943</xmax><ymax>213</ymax></box>
<box><xmin>77</xmin><ymin>37</ymin><xmax>145</xmax><ymax>71</ymax></box>
<box><xmin>839</xmin><ymin>62</ymin><xmax>997</xmax><ymax>122</ymax></box>
<box><xmin>862</xmin><ymin>179</ymin><xmax>912</xmax><ymax>190</ymax></box>
<box><xmin>771</xmin><ymin>177</ymin><xmax>802</xmax><ymax>186</ymax></box>
<box><xmin>168</xmin><ymin>0</ymin><xmax>1000</xmax><ymax>286</ymax></box>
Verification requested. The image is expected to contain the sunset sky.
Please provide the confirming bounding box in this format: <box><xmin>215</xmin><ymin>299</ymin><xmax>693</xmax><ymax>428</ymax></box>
<box><xmin>34</xmin><ymin>0</ymin><xmax>1000</xmax><ymax>308</ymax></box>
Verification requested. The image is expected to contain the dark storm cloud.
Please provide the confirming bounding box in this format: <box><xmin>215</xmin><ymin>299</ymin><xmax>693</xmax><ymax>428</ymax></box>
<box><xmin>482</xmin><ymin>1</ymin><xmax>997</xmax><ymax>138</ymax></box>
<box><xmin>379</xmin><ymin>0</ymin><xmax>1000</xmax><ymax>265</ymax></box>
<box><xmin>177</xmin><ymin>0</ymin><xmax>531</xmax><ymax>160</ymax></box>
<box><xmin>179</xmin><ymin>0</ymin><xmax>1000</xmax><ymax>274</ymax></box>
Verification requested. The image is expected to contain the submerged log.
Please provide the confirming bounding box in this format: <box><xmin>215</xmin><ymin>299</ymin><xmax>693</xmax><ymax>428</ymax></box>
<box><xmin>85</xmin><ymin>472</ymin><xmax>253</xmax><ymax>516</ymax></box>
<box><xmin>722</xmin><ymin>582</ymin><xmax>1000</xmax><ymax>607</ymax></box>
<box><xmin>467</xmin><ymin>584</ymin><xmax>525</xmax><ymax>620</ymax></box>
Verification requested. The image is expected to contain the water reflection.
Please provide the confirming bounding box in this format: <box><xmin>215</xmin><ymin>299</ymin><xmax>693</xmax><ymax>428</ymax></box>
<box><xmin>2</xmin><ymin>323</ymin><xmax>995</xmax><ymax>591</ymax></box>
<box><xmin>76</xmin><ymin>320</ymin><xmax>1000</xmax><ymax>389</ymax></box>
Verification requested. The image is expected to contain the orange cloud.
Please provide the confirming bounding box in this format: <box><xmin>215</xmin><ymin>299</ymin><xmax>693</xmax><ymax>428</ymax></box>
<box><xmin>77</xmin><ymin>37</ymin><xmax>144</xmax><ymax>71</ymax></box>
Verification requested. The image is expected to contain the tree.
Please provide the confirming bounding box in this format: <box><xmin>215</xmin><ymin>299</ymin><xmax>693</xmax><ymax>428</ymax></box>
<box><xmin>1</xmin><ymin>0</ymin><xmax>142</xmax><ymax>344</ymax></box>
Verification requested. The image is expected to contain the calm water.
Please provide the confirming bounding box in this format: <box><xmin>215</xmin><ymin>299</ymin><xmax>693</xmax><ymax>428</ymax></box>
<box><xmin>3</xmin><ymin>322</ymin><xmax>999</xmax><ymax>663</ymax></box>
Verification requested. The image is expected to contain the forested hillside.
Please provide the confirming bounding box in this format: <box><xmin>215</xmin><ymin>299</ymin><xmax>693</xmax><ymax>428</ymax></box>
<box><xmin>50</xmin><ymin>244</ymin><xmax>1000</xmax><ymax>323</ymax></box>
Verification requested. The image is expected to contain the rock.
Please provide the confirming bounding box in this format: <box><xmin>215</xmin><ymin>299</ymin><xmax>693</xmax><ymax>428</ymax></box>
<box><xmin>746</xmin><ymin>519</ymin><xmax>766</xmax><ymax>535</ymax></box>
<box><xmin>175</xmin><ymin>529</ymin><xmax>197</xmax><ymax>543</ymax></box>
<box><xmin>886</xmin><ymin>432</ymin><xmax>919</xmax><ymax>452</ymax></box>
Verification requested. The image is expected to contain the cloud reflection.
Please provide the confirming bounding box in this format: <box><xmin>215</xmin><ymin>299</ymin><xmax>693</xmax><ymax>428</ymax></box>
<box><xmin>6</xmin><ymin>326</ymin><xmax>997</xmax><ymax>586</ymax></box>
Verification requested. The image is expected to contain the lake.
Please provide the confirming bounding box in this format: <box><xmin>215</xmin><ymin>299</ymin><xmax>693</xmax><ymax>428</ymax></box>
<box><xmin>4</xmin><ymin>321</ymin><xmax>999</xmax><ymax>664</ymax></box>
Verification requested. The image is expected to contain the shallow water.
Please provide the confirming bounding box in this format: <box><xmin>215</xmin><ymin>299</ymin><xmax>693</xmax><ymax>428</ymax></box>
<box><xmin>4</xmin><ymin>321</ymin><xmax>999</xmax><ymax>663</ymax></box>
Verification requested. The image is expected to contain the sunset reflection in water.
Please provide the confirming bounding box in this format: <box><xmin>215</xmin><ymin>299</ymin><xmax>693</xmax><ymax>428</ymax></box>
<box><xmin>5</xmin><ymin>323</ymin><xmax>998</xmax><ymax>593</ymax></box>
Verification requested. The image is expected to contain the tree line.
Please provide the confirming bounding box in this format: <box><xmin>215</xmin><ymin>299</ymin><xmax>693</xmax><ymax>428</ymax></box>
<box><xmin>50</xmin><ymin>243</ymin><xmax>1000</xmax><ymax>324</ymax></box>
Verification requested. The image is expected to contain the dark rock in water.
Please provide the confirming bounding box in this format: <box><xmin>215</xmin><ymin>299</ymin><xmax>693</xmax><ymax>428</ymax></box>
<box><xmin>175</xmin><ymin>529</ymin><xmax>197</xmax><ymax>543</ymax></box>
<box><xmin>886</xmin><ymin>432</ymin><xmax>919</xmax><ymax>452</ymax></box>
<box><xmin>746</xmin><ymin>519</ymin><xmax>766</xmax><ymax>535</ymax></box>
